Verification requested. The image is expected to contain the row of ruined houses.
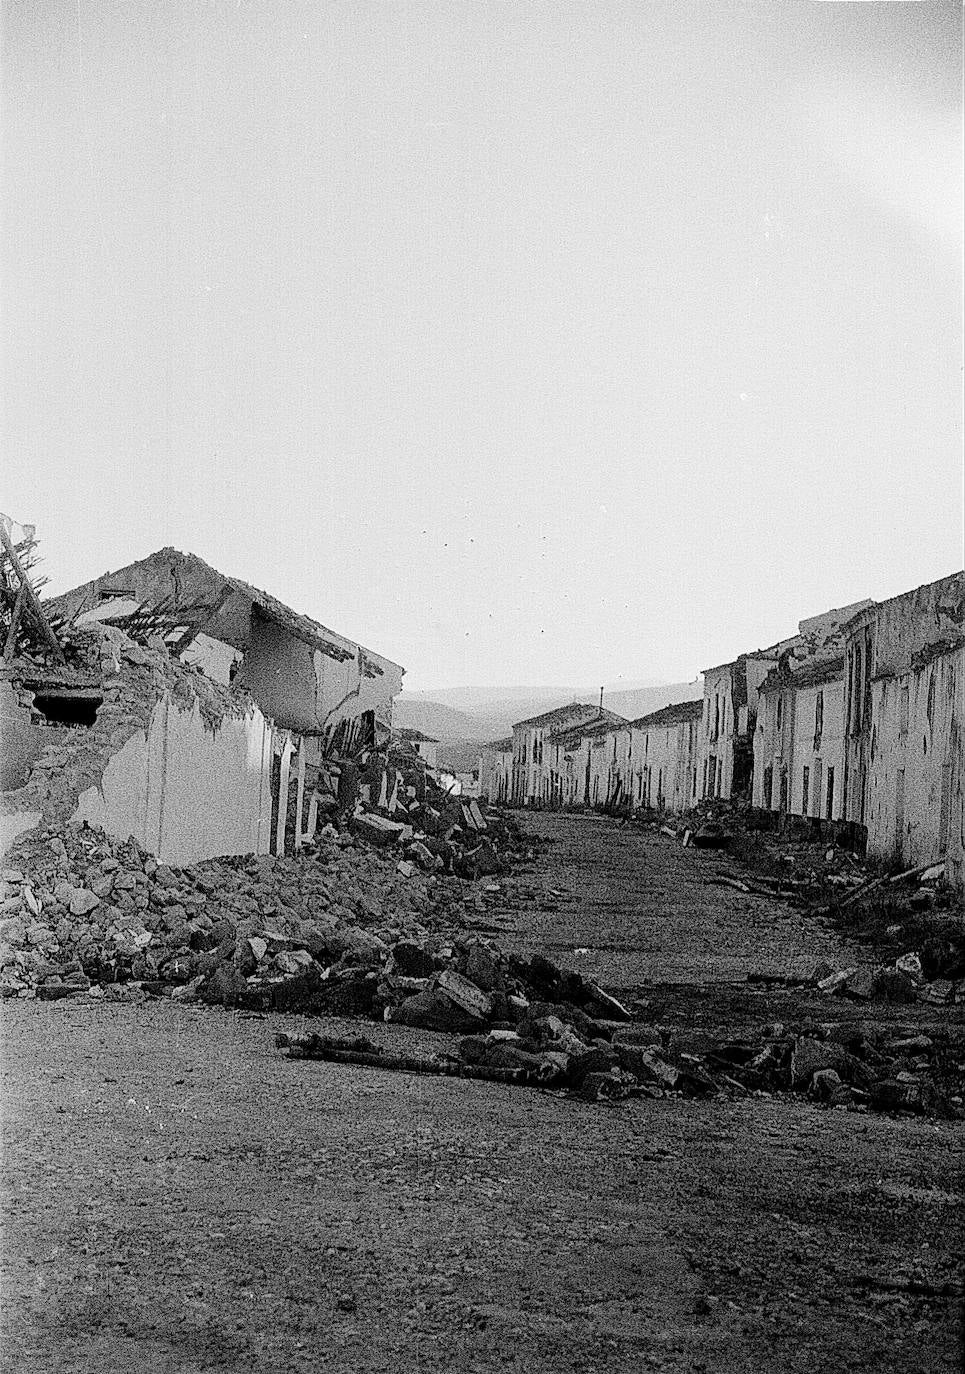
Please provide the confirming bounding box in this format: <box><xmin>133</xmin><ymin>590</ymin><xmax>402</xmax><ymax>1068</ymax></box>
<box><xmin>1</xmin><ymin>541</ymin><xmax>412</xmax><ymax>867</ymax></box>
<box><xmin>479</xmin><ymin>572</ymin><xmax>965</xmax><ymax>889</ymax></box>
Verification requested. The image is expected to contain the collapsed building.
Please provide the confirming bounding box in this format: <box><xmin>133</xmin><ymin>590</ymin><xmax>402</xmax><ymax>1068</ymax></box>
<box><xmin>1</xmin><ymin>543</ymin><xmax>405</xmax><ymax>866</ymax></box>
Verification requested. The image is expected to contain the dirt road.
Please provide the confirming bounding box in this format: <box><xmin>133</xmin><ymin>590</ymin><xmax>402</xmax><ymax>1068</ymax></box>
<box><xmin>484</xmin><ymin>812</ymin><xmax>857</xmax><ymax>987</ymax></box>
<box><xmin>2</xmin><ymin>814</ymin><xmax>963</xmax><ymax>1373</ymax></box>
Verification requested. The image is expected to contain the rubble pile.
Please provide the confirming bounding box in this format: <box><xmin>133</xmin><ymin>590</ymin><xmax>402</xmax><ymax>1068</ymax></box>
<box><xmin>3</xmin><ymin>811</ymin><xmax>960</xmax><ymax>1118</ymax></box>
<box><xmin>0</xmin><ymin>804</ymin><xmax>535</xmax><ymax>1009</ymax></box>
<box><xmin>277</xmin><ymin>993</ymin><xmax>964</xmax><ymax>1117</ymax></box>
<box><xmin>756</xmin><ymin>949</ymin><xmax>965</xmax><ymax>1007</ymax></box>
<box><xmin>644</xmin><ymin>804</ymin><xmax>964</xmax><ymax>987</ymax></box>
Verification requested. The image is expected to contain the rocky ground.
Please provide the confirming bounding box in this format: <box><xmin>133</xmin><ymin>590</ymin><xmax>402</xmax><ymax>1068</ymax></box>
<box><xmin>2</xmin><ymin>811</ymin><xmax>964</xmax><ymax>1373</ymax></box>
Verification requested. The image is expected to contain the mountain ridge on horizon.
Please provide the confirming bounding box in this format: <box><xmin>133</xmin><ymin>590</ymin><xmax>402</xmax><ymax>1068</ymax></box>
<box><xmin>393</xmin><ymin>679</ymin><xmax>704</xmax><ymax>743</ymax></box>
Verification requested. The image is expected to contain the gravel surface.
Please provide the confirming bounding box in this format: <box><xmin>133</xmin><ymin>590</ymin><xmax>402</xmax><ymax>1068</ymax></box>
<box><xmin>2</xmin><ymin>814</ymin><xmax>963</xmax><ymax>1373</ymax></box>
<box><xmin>484</xmin><ymin>812</ymin><xmax>859</xmax><ymax>986</ymax></box>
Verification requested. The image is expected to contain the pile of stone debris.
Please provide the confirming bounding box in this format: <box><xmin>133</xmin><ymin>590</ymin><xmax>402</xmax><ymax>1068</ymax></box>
<box><xmin>0</xmin><ymin>807</ymin><xmax>533</xmax><ymax>1008</ymax></box>
<box><xmin>756</xmin><ymin>952</ymin><xmax>965</xmax><ymax>1007</ymax></box>
<box><xmin>3</xmin><ymin>815</ymin><xmax>961</xmax><ymax>1118</ymax></box>
<box><xmin>276</xmin><ymin>953</ymin><xmax>965</xmax><ymax>1118</ymax></box>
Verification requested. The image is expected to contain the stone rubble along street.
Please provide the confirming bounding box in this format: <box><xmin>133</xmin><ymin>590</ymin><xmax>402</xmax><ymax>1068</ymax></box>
<box><xmin>2</xmin><ymin>805</ymin><xmax>963</xmax><ymax>1119</ymax></box>
<box><xmin>4</xmin><ymin>808</ymin><xmax>964</xmax><ymax>1374</ymax></box>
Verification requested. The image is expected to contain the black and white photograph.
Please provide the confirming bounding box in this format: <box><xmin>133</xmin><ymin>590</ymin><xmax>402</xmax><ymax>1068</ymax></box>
<box><xmin>1</xmin><ymin>2</ymin><xmax>963</xmax><ymax>1371</ymax></box>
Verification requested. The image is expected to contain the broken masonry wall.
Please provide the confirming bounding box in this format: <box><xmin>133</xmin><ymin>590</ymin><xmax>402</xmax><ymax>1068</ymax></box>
<box><xmin>0</xmin><ymin>677</ymin><xmax>46</xmax><ymax>789</ymax></box>
<box><xmin>863</xmin><ymin>645</ymin><xmax>964</xmax><ymax>885</ymax></box>
<box><xmin>47</xmin><ymin>548</ymin><xmax>405</xmax><ymax>745</ymax></box>
<box><xmin>869</xmin><ymin>573</ymin><xmax>965</xmax><ymax>680</ymax></box>
<box><xmin>0</xmin><ymin>626</ymin><xmax>275</xmax><ymax>866</ymax></box>
<box><xmin>795</xmin><ymin>599</ymin><xmax>874</xmax><ymax>658</ymax></box>
<box><xmin>238</xmin><ymin>614</ymin><xmax>403</xmax><ymax>744</ymax></box>
<box><xmin>72</xmin><ymin>693</ymin><xmax>274</xmax><ymax>866</ymax></box>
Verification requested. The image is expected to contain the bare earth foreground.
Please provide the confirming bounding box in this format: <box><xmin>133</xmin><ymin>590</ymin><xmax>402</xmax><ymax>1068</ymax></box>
<box><xmin>2</xmin><ymin>813</ymin><xmax>963</xmax><ymax>1374</ymax></box>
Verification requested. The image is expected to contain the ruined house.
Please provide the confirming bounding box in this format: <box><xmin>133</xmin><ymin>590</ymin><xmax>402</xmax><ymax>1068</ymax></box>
<box><xmin>46</xmin><ymin>548</ymin><xmax>403</xmax><ymax>752</ymax></box>
<box><xmin>842</xmin><ymin>572</ymin><xmax>964</xmax><ymax>884</ymax></box>
<box><xmin>628</xmin><ymin>700</ymin><xmax>703</xmax><ymax>814</ymax></box>
<box><xmin>698</xmin><ymin>600</ymin><xmax>871</xmax><ymax>803</ymax></box>
<box><xmin>395</xmin><ymin>727</ymin><xmax>439</xmax><ymax>772</ymax></box>
<box><xmin>753</xmin><ymin>656</ymin><xmax>846</xmax><ymax>824</ymax></box>
<box><xmin>2</xmin><ymin>547</ymin><xmax>405</xmax><ymax>866</ymax></box>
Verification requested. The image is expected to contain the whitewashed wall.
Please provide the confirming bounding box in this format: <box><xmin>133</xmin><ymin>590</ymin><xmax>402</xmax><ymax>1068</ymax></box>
<box><xmin>72</xmin><ymin>693</ymin><xmax>274</xmax><ymax>866</ymax></box>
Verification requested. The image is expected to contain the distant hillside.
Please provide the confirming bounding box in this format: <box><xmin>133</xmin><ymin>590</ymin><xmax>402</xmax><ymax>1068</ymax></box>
<box><xmin>392</xmin><ymin>698</ymin><xmax>502</xmax><ymax>743</ymax></box>
<box><xmin>395</xmin><ymin>679</ymin><xmax>704</xmax><ymax>740</ymax></box>
<box><xmin>401</xmin><ymin>680</ymin><xmax>668</xmax><ymax>715</ymax></box>
<box><xmin>593</xmin><ymin>680</ymin><xmax>703</xmax><ymax>724</ymax></box>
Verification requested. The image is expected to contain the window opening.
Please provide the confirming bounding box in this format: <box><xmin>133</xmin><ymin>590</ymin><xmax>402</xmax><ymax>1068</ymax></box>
<box><xmin>32</xmin><ymin>693</ymin><xmax>102</xmax><ymax>727</ymax></box>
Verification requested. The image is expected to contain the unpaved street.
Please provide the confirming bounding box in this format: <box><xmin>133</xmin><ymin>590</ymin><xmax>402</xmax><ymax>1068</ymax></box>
<box><xmin>480</xmin><ymin>812</ymin><xmax>857</xmax><ymax>987</ymax></box>
<box><xmin>2</xmin><ymin>814</ymin><xmax>963</xmax><ymax>1374</ymax></box>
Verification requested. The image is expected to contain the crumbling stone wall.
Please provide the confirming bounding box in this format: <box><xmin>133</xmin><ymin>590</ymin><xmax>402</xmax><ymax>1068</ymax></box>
<box><xmin>0</xmin><ymin>679</ymin><xmax>45</xmax><ymax>790</ymax></box>
<box><xmin>1</xmin><ymin>624</ymin><xmax>274</xmax><ymax>866</ymax></box>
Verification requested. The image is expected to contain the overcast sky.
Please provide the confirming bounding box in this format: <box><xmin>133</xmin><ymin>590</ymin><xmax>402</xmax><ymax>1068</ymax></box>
<box><xmin>3</xmin><ymin>1</ymin><xmax>961</xmax><ymax>690</ymax></box>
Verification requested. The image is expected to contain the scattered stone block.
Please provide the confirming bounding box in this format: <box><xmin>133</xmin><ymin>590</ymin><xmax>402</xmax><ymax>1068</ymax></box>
<box><xmin>435</xmin><ymin>968</ymin><xmax>493</xmax><ymax>1021</ymax></box>
<box><xmin>68</xmin><ymin>888</ymin><xmax>100</xmax><ymax>917</ymax></box>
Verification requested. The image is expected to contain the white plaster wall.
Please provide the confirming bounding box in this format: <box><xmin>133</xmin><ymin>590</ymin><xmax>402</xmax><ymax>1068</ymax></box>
<box><xmin>864</xmin><ymin>649</ymin><xmax>963</xmax><ymax>876</ymax></box>
<box><xmin>180</xmin><ymin>633</ymin><xmax>242</xmax><ymax>685</ymax></box>
<box><xmin>0</xmin><ymin>809</ymin><xmax>43</xmax><ymax>859</ymax></box>
<box><xmin>632</xmin><ymin>722</ymin><xmax>696</xmax><ymax>812</ymax></box>
<box><xmin>240</xmin><ymin>618</ymin><xmax>403</xmax><ymax>740</ymax></box>
<box><xmin>587</xmin><ymin>739</ymin><xmax>609</xmax><ymax>806</ymax></box>
<box><xmin>72</xmin><ymin>693</ymin><xmax>274</xmax><ymax>865</ymax></box>
<box><xmin>699</xmin><ymin>666</ymin><xmax>732</xmax><ymax>799</ymax></box>
<box><xmin>789</xmin><ymin>681</ymin><xmax>845</xmax><ymax>819</ymax></box>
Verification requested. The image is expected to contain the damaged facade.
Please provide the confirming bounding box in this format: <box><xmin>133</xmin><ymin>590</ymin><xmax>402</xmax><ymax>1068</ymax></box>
<box><xmin>395</xmin><ymin>728</ymin><xmax>439</xmax><ymax>772</ymax></box>
<box><xmin>842</xmin><ymin>573</ymin><xmax>964</xmax><ymax>885</ymax></box>
<box><xmin>753</xmin><ymin>656</ymin><xmax>846</xmax><ymax>823</ymax></box>
<box><xmin>46</xmin><ymin>548</ymin><xmax>403</xmax><ymax>752</ymax></box>
<box><xmin>698</xmin><ymin>600</ymin><xmax>871</xmax><ymax>803</ymax></box>
<box><xmin>2</xmin><ymin>546</ymin><xmax>405</xmax><ymax>866</ymax></box>
<box><xmin>500</xmin><ymin>584</ymin><xmax>963</xmax><ymax>888</ymax></box>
